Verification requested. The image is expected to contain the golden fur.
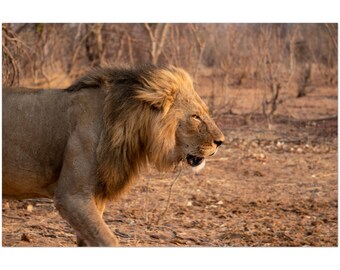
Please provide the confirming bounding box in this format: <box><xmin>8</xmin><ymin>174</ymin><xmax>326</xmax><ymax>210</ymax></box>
<box><xmin>3</xmin><ymin>64</ymin><xmax>224</xmax><ymax>246</ymax></box>
<box><xmin>93</xmin><ymin>66</ymin><xmax>205</xmax><ymax>200</ymax></box>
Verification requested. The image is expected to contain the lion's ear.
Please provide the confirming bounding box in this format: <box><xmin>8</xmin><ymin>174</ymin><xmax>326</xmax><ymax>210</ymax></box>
<box><xmin>135</xmin><ymin>89</ymin><xmax>174</xmax><ymax>114</ymax></box>
<box><xmin>135</xmin><ymin>69</ymin><xmax>182</xmax><ymax>114</ymax></box>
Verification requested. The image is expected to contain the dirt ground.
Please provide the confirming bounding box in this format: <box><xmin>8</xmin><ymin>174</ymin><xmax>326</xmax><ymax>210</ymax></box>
<box><xmin>2</xmin><ymin>86</ymin><xmax>338</xmax><ymax>247</ymax></box>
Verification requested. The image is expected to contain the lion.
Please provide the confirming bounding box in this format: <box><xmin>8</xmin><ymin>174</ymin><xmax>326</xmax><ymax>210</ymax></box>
<box><xmin>2</xmin><ymin>64</ymin><xmax>224</xmax><ymax>246</ymax></box>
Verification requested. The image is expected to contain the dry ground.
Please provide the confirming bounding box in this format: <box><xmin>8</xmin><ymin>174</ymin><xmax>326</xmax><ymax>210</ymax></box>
<box><xmin>2</xmin><ymin>86</ymin><xmax>338</xmax><ymax>247</ymax></box>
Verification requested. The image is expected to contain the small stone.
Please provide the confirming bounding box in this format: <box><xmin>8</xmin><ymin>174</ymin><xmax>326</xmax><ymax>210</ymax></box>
<box><xmin>21</xmin><ymin>233</ymin><xmax>31</xmax><ymax>242</ymax></box>
<box><xmin>254</xmin><ymin>171</ymin><xmax>264</xmax><ymax>177</ymax></box>
<box><xmin>251</xmin><ymin>141</ymin><xmax>258</xmax><ymax>148</ymax></box>
<box><xmin>276</xmin><ymin>141</ymin><xmax>284</xmax><ymax>148</ymax></box>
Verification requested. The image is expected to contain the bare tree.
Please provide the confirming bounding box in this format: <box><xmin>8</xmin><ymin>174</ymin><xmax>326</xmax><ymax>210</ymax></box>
<box><xmin>253</xmin><ymin>24</ymin><xmax>288</xmax><ymax>120</ymax></box>
<box><xmin>85</xmin><ymin>24</ymin><xmax>105</xmax><ymax>66</ymax></box>
<box><xmin>143</xmin><ymin>23</ymin><xmax>169</xmax><ymax>64</ymax></box>
<box><xmin>2</xmin><ymin>24</ymin><xmax>32</xmax><ymax>87</ymax></box>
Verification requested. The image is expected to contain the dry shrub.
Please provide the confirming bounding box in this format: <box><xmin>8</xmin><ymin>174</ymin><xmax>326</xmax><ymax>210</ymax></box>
<box><xmin>2</xmin><ymin>23</ymin><xmax>337</xmax><ymax>116</ymax></box>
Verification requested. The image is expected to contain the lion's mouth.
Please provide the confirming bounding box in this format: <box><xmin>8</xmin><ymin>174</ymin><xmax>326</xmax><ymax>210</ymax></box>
<box><xmin>186</xmin><ymin>154</ymin><xmax>204</xmax><ymax>167</ymax></box>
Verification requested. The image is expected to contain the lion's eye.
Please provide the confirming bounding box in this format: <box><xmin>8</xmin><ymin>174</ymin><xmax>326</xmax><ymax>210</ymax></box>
<box><xmin>192</xmin><ymin>114</ymin><xmax>201</xmax><ymax>121</ymax></box>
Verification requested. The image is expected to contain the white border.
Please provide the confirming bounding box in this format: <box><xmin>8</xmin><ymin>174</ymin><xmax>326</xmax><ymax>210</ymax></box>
<box><xmin>1</xmin><ymin>1</ymin><xmax>339</xmax><ymax>270</ymax></box>
<box><xmin>0</xmin><ymin>0</ymin><xmax>339</xmax><ymax>22</ymax></box>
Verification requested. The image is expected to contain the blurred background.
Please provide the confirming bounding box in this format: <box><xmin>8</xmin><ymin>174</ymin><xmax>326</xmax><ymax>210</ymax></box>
<box><xmin>2</xmin><ymin>23</ymin><xmax>338</xmax><ymax>119</ymax></box>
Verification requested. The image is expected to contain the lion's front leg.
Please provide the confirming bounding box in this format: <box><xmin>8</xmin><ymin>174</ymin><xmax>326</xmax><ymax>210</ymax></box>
<box><xmin>76</xmin><ymin>235</ymin><xmax>87</xmax><ymax>247</ymax></box>
<box><xmin>75</xmin><ymin>198</ymin><xmax>109</xmax><ymax>247</ymax></box>
<box><xmin>55</xmin><ymin>192</ymin><xmax>118</xmax><ymax>247</ymax></box>
<box><xmin>54</xmin><ymin>131</ymin><xmax>118</xmax><ymax>247</ymax></box>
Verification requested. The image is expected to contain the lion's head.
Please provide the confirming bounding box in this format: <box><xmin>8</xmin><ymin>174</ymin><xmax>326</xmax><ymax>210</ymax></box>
<box><xmin>134</xmin><ymin>66</ymin><xmax>224</xmax><ymax>172</ymax></box>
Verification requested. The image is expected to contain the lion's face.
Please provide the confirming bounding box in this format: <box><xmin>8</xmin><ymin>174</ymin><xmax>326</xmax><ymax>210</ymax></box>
<box><xmin>173</xmin><ymin>90</ymin><xmax>225</xmax><ymax>170</ymax></box>
<box><xmin>135</xmin><ymin>66</ymin><xmax>224</xmax><ymax>171</ymax></box>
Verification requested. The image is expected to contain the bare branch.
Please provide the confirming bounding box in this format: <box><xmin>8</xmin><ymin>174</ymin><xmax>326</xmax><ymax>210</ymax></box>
<box><xmin>143</xmin><ymin>23</ymin><xmax>169</xmax><ymax>64</ymax></box>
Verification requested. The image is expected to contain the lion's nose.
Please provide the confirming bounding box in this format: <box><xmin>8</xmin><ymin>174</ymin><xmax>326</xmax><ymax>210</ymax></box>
<box><xmin>214</xmin><ymin>140</ymin><xmax>223</xmax><ymax>147</ymax></box>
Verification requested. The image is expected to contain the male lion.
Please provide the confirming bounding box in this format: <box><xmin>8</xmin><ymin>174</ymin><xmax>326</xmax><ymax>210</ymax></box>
<box><xmin>2</xmin><ymin>65</ymin><xmax>224</xmax><ymax>246</ymax></box>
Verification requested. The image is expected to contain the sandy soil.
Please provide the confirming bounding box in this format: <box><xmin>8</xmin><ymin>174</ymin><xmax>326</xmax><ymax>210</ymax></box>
<box><xmin>2</xmin><ymin>86</ymin><xmax>337</xmax><ymax>247</ymax></box>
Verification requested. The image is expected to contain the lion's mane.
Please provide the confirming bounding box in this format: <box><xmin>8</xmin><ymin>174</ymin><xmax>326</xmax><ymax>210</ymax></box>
<box><xmin>66</xmin><ymin>65</ymin><xmax>193</xmax><ymax>200</ymax></box>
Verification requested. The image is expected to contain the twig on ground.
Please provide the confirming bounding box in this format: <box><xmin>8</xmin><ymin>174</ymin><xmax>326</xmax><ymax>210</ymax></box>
<box><xmin>2</xmin><ymin>214</ymin><xmax>26</xmax><ymax>221</ymax></box>
<box><xmin>155</xmin><ymin>166</ymin><xmax>183</xmax><ymax>225</ymax></box>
